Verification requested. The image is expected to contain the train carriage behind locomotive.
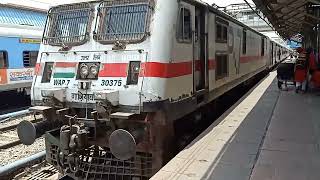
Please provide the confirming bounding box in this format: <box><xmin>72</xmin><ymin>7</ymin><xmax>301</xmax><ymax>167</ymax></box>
<box><xmin>17</xmin><ymin>0</ymin><xmax>291</xmax><ymax>179</ymax></box>
<box><xmin>0</xmin><ymin>23</ymin><xmax>43</xmax><ymax>93</ymax></box>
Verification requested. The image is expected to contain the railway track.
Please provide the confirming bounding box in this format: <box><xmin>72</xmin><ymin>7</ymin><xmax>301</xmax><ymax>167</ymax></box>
<box><xmin>0</xmin><ymin>111</ymin><xmax>42</xmax><ymax>150</ymax></box>
<box><xmin>0</xmin><ymin>130</ymin><xmax>21</xmax><ymax>150</ymax></box>
<box><xmin>0</xmin><ymin>136</ymin><xmax>45</xmax><ymax>166</ymax></box>
<box><xmin>13</xmin><ymin>162</ymin><xmax>59</xmax><ymax>180</ymax></box>
<box><xmin>0</xmin><ymin>111</ymin><xmax>46</xmax><ymax>179</ymax></box>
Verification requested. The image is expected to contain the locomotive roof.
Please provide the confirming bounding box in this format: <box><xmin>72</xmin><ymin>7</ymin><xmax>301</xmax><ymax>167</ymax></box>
<box><xmin>46</xmin><ymin>0</ymin><xmax>288</xmax><ymax>48</ymax></box>
<box><xmin>50</xmin><ymin>0</ymin><xmax>268</xmax><ymax>39</ymax></box>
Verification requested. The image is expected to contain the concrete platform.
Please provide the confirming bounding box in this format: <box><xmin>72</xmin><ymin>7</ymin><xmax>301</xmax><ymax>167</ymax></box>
<box><xmin>151</xmin><ymin>71</ymin><xmax>320</xmax><ymax>180</ymax></box>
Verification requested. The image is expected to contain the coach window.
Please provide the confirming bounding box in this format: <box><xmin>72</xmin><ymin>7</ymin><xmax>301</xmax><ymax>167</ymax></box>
<box><xmin>216</xmin><ymin>24</ymin><xmax>222</xmax><ymax>41</ymax></box>
<box><xmin>216</xmin><ymin>19</ymin><xmax>228</xmax><ymax>43</ymax></box>
<box><xmin>0</xmin><ymin>51</ymin><xmax>8</xmax><ymax>69</ymax></box>
<box><xmin>178</xmin><ymin>7</ymin><xmax>192</xmax><ymax>43</ymax></box>
<box><xmin>243</xmin><ymin>30</ymin><xmax>247</xmax><ymax>54</ymax></box>
<box><xmin>261</xmin><ymin>38</ymin><xmax>265</xmax><ymax>56</ymax></box>
<box><xmin>23</xmin><ymin>51</ymin><xmax>38</xmax><ymax>67</ymax></box>
<box><xmin>216</xmin><ymin>54</ymin><xmax>228</xmax><ymax>80</ymax></box>
<box><xmin>223</xmin><ymin>26</ymin><xmax>228</xmax><ymax>41</ymax></box>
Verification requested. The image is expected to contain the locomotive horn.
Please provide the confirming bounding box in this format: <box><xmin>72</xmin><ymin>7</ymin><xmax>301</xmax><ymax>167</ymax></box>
<box><xmin>109</xmin><ymin>129</ymin><xmax>144</xmax><ymax>161</ymax></box>
<box><xmin>17</xmin><ymin>120</ymin><xmax>61</xmax><ymax>145</ymax></box>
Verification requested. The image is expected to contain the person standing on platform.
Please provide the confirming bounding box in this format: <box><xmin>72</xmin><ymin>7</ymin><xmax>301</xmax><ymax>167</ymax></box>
<box><xmin>295</xmin><ymin>47</ymin><xmax>309</xmax><ymax>93</ymax></box>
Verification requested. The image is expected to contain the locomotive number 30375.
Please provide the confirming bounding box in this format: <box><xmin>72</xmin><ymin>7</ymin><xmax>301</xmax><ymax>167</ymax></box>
<box><xmin>101</xmin><ymin>79</ymin><xmax>122</xmax><ymax>87</ymax></box>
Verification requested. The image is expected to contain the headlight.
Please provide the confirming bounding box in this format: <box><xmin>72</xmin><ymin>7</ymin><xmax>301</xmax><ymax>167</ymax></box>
<box><xmin>90</xmin><ymin>65</ymin><xmax>99</xmax><ymax>76</ymax></box>
<box><xmin>77</xmin><ymin>62</ymin><xmax>100</xmax><ymax>80</ymax></box>
<box><xmin>80</xmin><ymin>64</ymin><xmax>89</xmax><ymax>77</ymax></box>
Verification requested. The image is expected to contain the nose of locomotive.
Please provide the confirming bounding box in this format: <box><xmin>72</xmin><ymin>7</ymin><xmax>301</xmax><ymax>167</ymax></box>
<box><xmin>109</xmin><ymin>129</ymin><xmax>137</xmax><ymax>160</ymax></box>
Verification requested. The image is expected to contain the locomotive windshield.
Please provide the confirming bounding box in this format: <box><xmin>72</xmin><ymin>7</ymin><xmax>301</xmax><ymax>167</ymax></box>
<box><xmin>94</xmin><ymin>0</ymin><xmax>152</xmax><ymax>44</ymax></box>
<box><xmin>43</xmin><ymin>3</ymin><xmax>92</xmax><ymax>46</ymax></box>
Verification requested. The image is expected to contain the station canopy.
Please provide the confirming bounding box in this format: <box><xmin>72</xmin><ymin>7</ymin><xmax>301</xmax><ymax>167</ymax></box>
<box><xmin>252</xmin><ymin>0</ymin><xmax>320</xmax><ymax>42</ymax></box>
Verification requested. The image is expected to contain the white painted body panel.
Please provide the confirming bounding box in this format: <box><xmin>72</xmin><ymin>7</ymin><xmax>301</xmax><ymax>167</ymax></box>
<box><xmin>32</xmin><ymin>0</ymin><xmax>291</xmax><ymax>112</ymax></box>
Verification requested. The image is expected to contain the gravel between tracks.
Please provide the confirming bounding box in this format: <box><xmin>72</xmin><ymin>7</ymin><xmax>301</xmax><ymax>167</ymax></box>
<box><xmin>0</xmin><ymin>130</ymin><xmax>19</xmax><ymax>144</ymax></box>
<box><xmin>0</xmin><ymin>114</ymin><xmax>45</xmax><ymax>166</ymax></box>
<box><xmin>0</xmin><ymin>137</ymin><xmax>45</xmax><ymax>166</ymax></box>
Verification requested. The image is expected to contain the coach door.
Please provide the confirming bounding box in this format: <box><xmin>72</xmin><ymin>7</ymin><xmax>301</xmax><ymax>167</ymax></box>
<box><xmin>194</xmin><ymin>6</ymin><xmax>207</xmax><ymax>101</ymax></box>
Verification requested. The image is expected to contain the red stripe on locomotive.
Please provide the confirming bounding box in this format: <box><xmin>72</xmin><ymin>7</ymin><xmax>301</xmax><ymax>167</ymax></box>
<box><xmin>140</xmin><ymin>62</ymin><xmax>192</xmax><ymax>78</ymax></box>
<box><xmin>99</xmin><ymin>63</ymin><xmax>128</xmax><ymax>77</ymax></box>
<box><xmin>41</xmin><ymin>55</ymin><xmax>262</xmax><ymax>78</ymax></box>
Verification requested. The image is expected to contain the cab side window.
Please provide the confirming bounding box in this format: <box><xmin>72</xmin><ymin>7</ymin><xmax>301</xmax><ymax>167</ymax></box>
<box><xmin>0</xmin><ymin>51</ymin><xmax>8</xmax><ymax>69</ymax></box>
<box><xmin>178</xmin><ymin>7</ymin><xmax>192</xmax><ymax>43</ymax></box>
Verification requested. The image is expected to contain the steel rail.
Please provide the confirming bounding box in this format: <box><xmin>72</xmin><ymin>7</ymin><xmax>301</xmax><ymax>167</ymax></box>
<box><xmin>0</xmin><ymin>109</ymin><xmax>29</xmax><ymax>121</ymax></box>
<box><xmin>0</xmin><ymin>151</ymin><xmax>46</xmax><ymax>178</ymax></box>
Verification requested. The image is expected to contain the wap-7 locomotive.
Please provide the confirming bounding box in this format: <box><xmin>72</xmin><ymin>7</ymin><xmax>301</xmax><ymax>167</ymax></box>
<box><xmin>17</xmin><ymin>0</ymin><xmax>290</xmax><ymax>179</ymax></box>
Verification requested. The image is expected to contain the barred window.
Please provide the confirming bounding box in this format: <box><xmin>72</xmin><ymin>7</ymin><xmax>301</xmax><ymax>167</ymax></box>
<box><xmin>0</xmin><ymin>51</ymin><xmax>8</xmax><ymax>68</ymax></box>
<box><xmin>95</xmin><ymin>0</ymin><xmax>152</xmax><ymax>44</ymax></box>
<box><xmin>23</xmin><ymin>51</ymin><xmax>38</xmax><ymax>67</ymax></box>
<box><xmin>216</xmin><ymin>54</ymin><xmax>228</xmax><ymax>80</ymax></box>
<box><xmin>43</xmin><ymin>3</ymin><xmax>92</xmax><ymax>46</ymax></box>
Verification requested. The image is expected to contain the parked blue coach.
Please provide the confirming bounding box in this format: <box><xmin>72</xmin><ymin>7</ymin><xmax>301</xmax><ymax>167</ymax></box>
<box><xmin>0</xmin><ymin>5</ymin><xmax>46</xmax><ymax>93</ymax></box>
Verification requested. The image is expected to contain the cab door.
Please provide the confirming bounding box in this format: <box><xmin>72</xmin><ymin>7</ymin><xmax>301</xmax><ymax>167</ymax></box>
<box><xmin>177</xmin><ymin>2</ymin><xmax>207</xmax><ymax>102</ymax></box>
<box><xmin>194</xmin><ymin>6</ymin><xmax>207</xmax><ymax>102</ymax></box>
<box><xmin>175</xmin><ymin>2</ymin><xmax>195</xmax><ymax>95</ymax></box>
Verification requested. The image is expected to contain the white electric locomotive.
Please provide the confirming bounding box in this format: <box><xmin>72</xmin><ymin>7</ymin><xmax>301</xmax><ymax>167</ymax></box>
<box><xmin>17</xmin><ymin>0</ymin><xmax>291</xmax><ymax>179</ymax></box>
